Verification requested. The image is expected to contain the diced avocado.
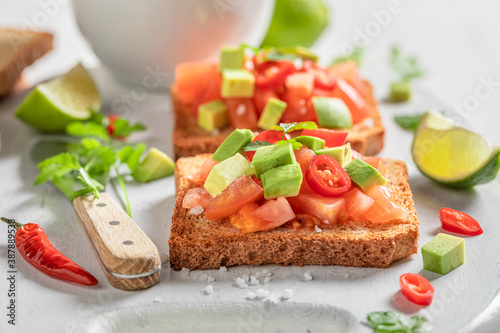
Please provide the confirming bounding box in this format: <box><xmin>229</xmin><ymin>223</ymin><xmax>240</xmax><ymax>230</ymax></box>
<box><xmin>315</xmin><ymin>143</ymin><xmax>352</xmax><ymax>167</ymax></box>
<box><xmin>212</xmin><ymin>128</ymin><xmax>253</xmax><ymax>162</ymax></box>
<box><xmin>257</xmin><ymin>97</ymin><xmax>287</xmax><ymax>130</ymax></box>
<box><xmin>312</xmin><ymin>97</ymin><xmax>352</xmax><ymax>129</ymax></box>
<box><xmin>198</xmin><ymin>100</ymin><xmax>228</xmax><ymax>132</ymax></box>
<box><xmin>252</xmin><ymin>143</ymin><xmax>296</xmax><ymax>179</ymax></box>
<box><xmin>132</xmin><ymin>148</ymin><xmax>174</xmax><ymax>182</ymax></box>
<box><xmin>294</xmin><ymin>135</ymin><xmax>325</xmax><ymax>151</ymax></box>
<box><xmin>221</xmin><ymin>69</ymin><xmax>255</xmax><ymax>98</ymax></box>
<box><xmin>218</xmin><ymin>45</ymin><xmax>245</xmax><ymax>72</ymax></box>
<box><xmin>422</xmin><ymin>233</ymin><xmax>465</xmax><ymax>275</ymax></box>
<box><xmin>344</xmin><ymin>158</ymin><xmax>387</xmax><ymax>190</ymax></box>
<box><xmin>293</xmin><ymin>46</ymin><xmax>319</xmax><ymax>62</ymax></box>
<box><xmin>390</xmin><ymin>80</ymin><xmax>411</xmax><ymax>102</ymax></box>
<box><xmin>204</xmin><ymin>153</ymin><xmax>251</xmax><ymax>197</ymax></box>
<box><xmin>261</xmin><ymin>163</ymin><xmax>303</xmax><ymax>199</ymax></box>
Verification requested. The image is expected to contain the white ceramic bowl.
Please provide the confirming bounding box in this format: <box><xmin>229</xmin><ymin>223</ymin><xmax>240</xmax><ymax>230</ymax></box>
<box><xmin>73</xmin><ymin>0</ymin><xmax>274</xmax><ymax>88</ymax></box>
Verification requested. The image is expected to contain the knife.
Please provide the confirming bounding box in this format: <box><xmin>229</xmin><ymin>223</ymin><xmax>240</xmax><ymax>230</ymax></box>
<box><xmin>31</xmin><ymin>139</ymin><xmax>161</xmax><ymax>291</ymax></box>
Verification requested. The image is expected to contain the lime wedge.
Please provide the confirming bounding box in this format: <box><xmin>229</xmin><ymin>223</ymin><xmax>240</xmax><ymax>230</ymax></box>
<box><xmin>16</xmin><ymin>64</ymin><xmax>101</xmax><ymax>132</ymax></box>
<box><xmin>412</xmin><ymin>110</ymin><xmax>500</xmax><ymax>188</ymax></box>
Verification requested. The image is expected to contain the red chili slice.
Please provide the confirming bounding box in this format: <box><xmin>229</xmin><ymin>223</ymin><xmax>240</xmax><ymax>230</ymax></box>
<box><xmin>246</xmin><ymin>130</ymin><xmax>285</xmax><ymax>161</ymax></box>
<box><xmin>439</xmin><ymin>208</ymin><xmax>483</xmax><ymax>236</ymax></box>
<box><xmin>255</xmin><ymin>60</ymin><xmax>295</xmax><ymax>90</ymax></box>
<box><xmin>303</xmin><ymin>60</ymin><xmax>337</xmax><ymax>90</ymax></box>
<box><xmin>399</xmin><ymin>273</ymin><xmax>434</xmax><ymax>306</ymax></box>
<box><xmin>305</xmin><ymin>155</ymin><xmax>351</xmax><ymax>197</ymax></box>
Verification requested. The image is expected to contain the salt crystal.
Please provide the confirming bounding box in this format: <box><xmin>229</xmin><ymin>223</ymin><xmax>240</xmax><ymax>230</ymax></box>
<box><xmin>212</xmin><ymin>129</ymin><xmax>220</xmax><ymax>136</ymax></box>
<box><xmin>256</xmin><ymin>269</ymin><xmax>272</xmax><ymax>278</ymax></box>
<box><xmin>219</xmin><ymin>266</ymin><xmax>227</xmax><ymax>273</ymax></box>
<box><xmin>256</xmin><ymin>289</ymin><xmax>270</xmax><ymax>298</ymax></box>
<box><xmin>315</xmin><ymin>225</ymin><xmax>322</xmax><ymax>233</ymax></box>
<box><xmin>235</xmin><ymin>277</ymin><xmax>248</xmax><ymax>289</ymax></box>
<box><xmin>203</xmin><ymin>285</ymin><xmax>213</xmax><ymax>295</ymax></box>
<box><xmin>198</xmin><ymin>273</ymin><xmax>208</xmax><ymax>281</ymax></box>
<box><xmin>263</xmin><ymin>276</ymin><xmax>271</xmax><ymax>284</ymax></box>
<box><xmin>303</xmin><ymin>272</ymin><xmax>313</xmax><ymax>281</ymax></box>
<box><xmin>190</xmin><ymin>205</ymin><xmax>204</xmax><ymax>215</ymax></box>
<box><xmin>153</xmin><ymin>297</ymin><xmax>161</xmax><ymax>303</ymax></box>
<box><xmin>248</xmin><ymin>275</ymin><xmax>259</xmax><ymax>286</ymax></box>
<box><xmin>236</xmin><ymin>104</ymin><xmax>246</xmax><ymax>116</ymax></box>
<box><xmin>282</xmin><ymin>289</ymin><xmax>293</xmax><ymax>300</ymax></box>
<box><xmin>241</xmin><ymin>274</ymin><xmax>249</xmax><ymax>282</ymax></box>
<box><xmin>207</xmin><ymin>275</ymin><xmax>215</xmax><ymax>283</ymax></box>
<box><xmin>268</xmin><ymin>293</ymin><xmax>281</xmax><ymax>304</ymax></box>
<box><xmin>246</xmin><ymin>290</ymin><xmax>257</xmax><ymax>300</ymax></box>
<box><xmin>181</xmin><ymin>267</ymin><xmax>190</xmax><ymax>277</ymax></box>
<box><xmin>364</xmin><ymin>118</ymin><xmax>374</xmax><ymax>128</ymax></box>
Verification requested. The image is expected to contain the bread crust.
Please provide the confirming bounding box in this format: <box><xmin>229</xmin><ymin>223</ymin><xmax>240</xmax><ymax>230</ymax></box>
<box><xmin>169</xmin><ymin>155</ymin><xmax>419</xmax><ymax>271</ymax></box>
<box><xmin>171</xmin><ymin>81</ymin><xmax>385</xmax><ymax>159</ymax></box>
<box><xmin>0</xmin><ymin>29</ymin><xmax>53</xmax><ymax>96</ymax></box>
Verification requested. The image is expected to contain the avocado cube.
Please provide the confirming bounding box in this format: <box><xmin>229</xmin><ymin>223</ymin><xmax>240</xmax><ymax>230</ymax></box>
<box><xmin>252</xmin><ymin>143</ymin><xmax>296</xmax><ymax>179</ymax></box>
<box><xmin>344</xmin><ymin>158</ymin><xmax>387</xmax><ymax>191</ymax></box>
<box><xmin>312</xmin><ymin>97</ymin><xmax>352</xmax><ymax>129</ymax></box>
<box><xmin>422</xmin><ymin>233</ymin><xmax>465</xmax><ymax>275</ymax></box>
<box><xmin>257</xmin><ymin>97</ymin><xmax>287</xmax><ymax>130</ymax></box>
<box><xmin>315</xmin><ymin>143</ymin><xmax>352</xmax><ymax>167</ymax></box>
<box><xmin>197</xmin><ymin>100</ymin><xmax>228</xmax><ymax>132</ymax></box>
<box><xmin>212</xmin><ymin>128</ymin><xmax>253</xmax><ymax>162</ymax></box>
<box><xmin>218</xmin><ymin>45</ymin><xmax>245</xmax><ymax>72</ymax></box>
<box><xmin>261</xmin><ymin>163</ymin><xmax>303</xmax><ymax>199</ymax></box>
<box><xmin>204</xmin><ymin>153</ymin><xmax>251</xmax><ymax>197</ymax></box>
<box><xmin>221</xmin><ymin>69</ymin><xmax>255</xmax><ymax>98</ymax></box>
<box><xmin>132</xmin><ymin>148</ymin><xmax>175</xmax><ymax>182</ymax></box>
<box><xmin>294</xmin><ymin>135</ymin><xmax>325</xmax><ymax>151</ymax></box>
<box><xmin>390</xmin><ymin>81</ymin><xmax>411</xmax><ymax>102</ymax></box>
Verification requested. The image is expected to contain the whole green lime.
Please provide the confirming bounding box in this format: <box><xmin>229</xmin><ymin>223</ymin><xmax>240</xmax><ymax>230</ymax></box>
<box><xmin>261</xmin><ymin>0</ymin><xmax>329</xmax><ymax>48</ymax></box>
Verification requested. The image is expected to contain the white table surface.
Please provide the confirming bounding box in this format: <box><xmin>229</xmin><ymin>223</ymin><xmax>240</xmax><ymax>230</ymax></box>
<box><xmin>1</xmin><ymin>1</ymin><xmax>499</xmax><ymax>332</ymax></box>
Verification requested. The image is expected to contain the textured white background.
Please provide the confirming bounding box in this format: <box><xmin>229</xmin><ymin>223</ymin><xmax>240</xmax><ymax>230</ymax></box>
<box><xmin>0</xmin><ymin>0</ymin><xmax>499</xmax><ymax>332</ymax></box>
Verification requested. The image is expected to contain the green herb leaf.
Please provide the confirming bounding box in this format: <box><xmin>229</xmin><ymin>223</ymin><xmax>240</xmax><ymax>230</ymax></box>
<box><xmin>66</xmin><ymin>122</ymin><xmax>110</xmax><ymax>141</ymax></box>
<box><xmin>394</xmin><ymin>114</ymin><xmax>423</xmax><ymax>132</ymax></box>
<box><xmin>243</xmin><ymin>140</ymin><xmax>272</xmax><ymax>152</ymax></box>
<box><xmin>366</xmin><ymin>311</ymin><xmax>428</xmax><ymax>333</ymax></box>
<box><xmin>111</xmin><ymin>118</ymin><xmax>147</xmax><ymax>138</ymax></box>
<box><xmin>277</xmin><ymin>138</ymin><xmax>303</xmax><ymax>150</ymax></box>
<box><xmin>332</xmin><ymin>47</ymin><xmax>364</xmax><ymax>66</ymax></box>
<box><xmin>390</xmin><ymin>46</ymin><xmax>425</xmax><ymax>82</ymax></box>
<box><xmin>271</xmin><ymin>121</ymin><xmax>318</xmax><ymax>135</ymax></box>
<box><xmin>117</xmin><ymin>143</ymin><xmax>147</xmax><ymax>172</ymax></box>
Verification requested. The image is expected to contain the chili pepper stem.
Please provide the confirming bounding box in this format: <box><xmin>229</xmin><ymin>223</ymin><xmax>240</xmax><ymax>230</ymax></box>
<box><xmin>1</xmin><ymin>217</ymin><xmax>24</xmax><ymax>230</ymax></box>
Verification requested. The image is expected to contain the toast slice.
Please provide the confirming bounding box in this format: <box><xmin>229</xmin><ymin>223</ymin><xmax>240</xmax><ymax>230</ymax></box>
<box><xmin>0</xmin><ymin>28</ymin><xmax>53</xmax><ymax>96</ymax></box>
<box><xmin>169</xmin><ymin>154</ymin><xmax>419</xmax><ymax>271</ymax></box>
<box><xmin>171</xmin><ymin>80</ymin><xmax>385</xmax><ymax>159</ymax></box>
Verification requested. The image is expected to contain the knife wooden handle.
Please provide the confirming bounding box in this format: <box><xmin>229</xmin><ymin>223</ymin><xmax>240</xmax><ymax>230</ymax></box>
<box><xmin>72</xmin><ymin>193</ymin><xmax>161</xmax><ymax>291</ymax></box>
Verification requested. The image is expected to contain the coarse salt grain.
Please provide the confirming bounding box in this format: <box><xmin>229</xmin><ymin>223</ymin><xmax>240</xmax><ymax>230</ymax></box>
<box><xmin>256</xmin><ymin>289</ymin><xmax>270</xmax><ymax>298</ymax></box>
<box><xmin>268</xmin><ymin>293</ymin><xmax>281</xmax><ymax>304</ymax></box>
<box><xmin>236</xmin><ymin>104</ymin><xmax>246</xmax><ymax>116</ymax></box>
<box><xmin>189</xmin><ymin>205</ymin><xmax>204</xmax><ymax>215</ymax></box>
<box><xmin>263</xmin><ymin>276</ymin><xmax>271</xmax><ymax>284</ymax></box>
<box><xmin>241</xmin><ymin>274</ymin><xmax>249</xmax><ymax>282</ymax></box>
<box><xmin>203</xmin><ymin>285</ymin><xmax>213</xmax><ymax>295</ymax></box>
<box><xmin>282</xmin><ymin>289</ymin><xmax>293</xmax><ymax>300</ymax></box>
<box><xmin>198</xmin><ymin>273</ymin><xmax>208</xmax><ymax>281</ymax></box>
<box><xmin>219</xmin><ymin>266</ymin><xmax>227</xmax><ymax>273</ymax></box>
<box><xmin>207</xmin><ymin>275</ymin><xmax>215</xmax><ymax>283</ymax></box>
<box><xmin>246</xmin><ymin>290</ymin><xmax>257</xmax><ymax>300</ymax></box>
<box><xmin>181</xmin><ymin>267</ymin><xmax>190</xmax><ymax>277</ymax></box>
<box><xmin>315</xmin><ymin>225</ymin><xmax>322</xmax><ymax>233</ymax></box>
<box><xmin>249</xmin><ymin>275</ymin><xmax>259</xmax><ymax>286</ymax></box>
<box><xmin>303</xmin><ymin>272</ymin><xmax>313</xmax><ymax>281</ymax></box>
<box><xmin>235</xmin><ymin>277</ymin><xmax>248</xmax><ymax>289</ymax></box>
<box><xmin>153</xmin><ymin>297</ymin><xmax>161</xmax><ymax>303</ymax></box>
<box><xmin>364</xmin><ymin>118</ymin><xmax>374</xmax><ymax>128</ymax></box>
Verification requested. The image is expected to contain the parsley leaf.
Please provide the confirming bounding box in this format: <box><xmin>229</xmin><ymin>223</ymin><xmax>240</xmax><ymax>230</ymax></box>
<box><xmin>271</xmin><ymin>121</ymin><xmax>318</xmax><ymax>140</ymax></box>
<box><xmin>366</xmin><ymin>311</ymin><xmax>428</xmax><ymax>333</ymax></box>
<box><xmin>332</xmin><ymin>46</ymin><xmax>364</xmax><ymax>66</ymax></box>
<box><xmin>394</xmin><ymin>114</ymin><xmax>423</xmax><ymax>132</ymax></box>
<box><xmin>66</xmin><ymin>122</ymin><xmax>110</xmax><ymax>141</ymax></box>
<box><xmin>390</xmin><ymin>46</ymin><xmax>425</xmax><ymax>82</ymax></box>
<box><xmin>243</xmin><ymin>140</ymin><xmax>272</xmax><ymax>152</ymax></box>
<box><xmin>110</xmin><ymin>118</ymin><xmax>147</xmax><ymax>138</ymax></box>
<box><xmin>277</xmin><ymin>138</ymin><xmax>303</xmax><ymax>150</ymax></box>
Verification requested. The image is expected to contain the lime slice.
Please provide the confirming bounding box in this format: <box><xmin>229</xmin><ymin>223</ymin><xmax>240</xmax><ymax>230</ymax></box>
<box><xmin>261</xmin><ymin>0</ymin><xmax>329</xmax><ymax>48</ymax></box>
<box><xmin>16</xmin><ymin>64</ymin><xmax>101</xmax><ymax>132</ymax></box>
<box><xmin>412</xmin><ymin>110</ymin><xmax>500</xmax><ymax>188</ymax></box>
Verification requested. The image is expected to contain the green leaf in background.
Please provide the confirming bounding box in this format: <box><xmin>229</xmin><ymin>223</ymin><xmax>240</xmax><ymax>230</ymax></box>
<box><xmin>66</xmin><ymin>121</ymin><xmax>110</xmax><ymax>141</ymax></box>
<box><xmin>111</xmin><ymin>118</ymin><xmax>147</xmax><ymax>138</ymax></box>
<box><xmin>366</xmin><ymin>311</ymin><xmax>428</xmax><ymax>333</ymax></box>
<box><xmin>394</xmin><ymin>114</ymin><xmax>424</xmax><ymax>132</ymax></box>
<box><xmin>118</xmin><ymin>143</ymin><xmax>147</xmax><ymax>172</ymax></box>
<box><xmin>390</xmin><ymin>46</ymin><xmax>425</xmax><ymax>82</ymax></box>
<box><xmin>332</xmin><ymin>46</ymin><xmax>364</xmax><ymax>66</ymax></box>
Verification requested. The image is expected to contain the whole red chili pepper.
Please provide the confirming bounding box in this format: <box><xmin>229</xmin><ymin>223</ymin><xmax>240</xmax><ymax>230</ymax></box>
<box><xmin>1</xmin><ymin>217</ymin><xmax>98</xmax><ymax>286</ymax></box>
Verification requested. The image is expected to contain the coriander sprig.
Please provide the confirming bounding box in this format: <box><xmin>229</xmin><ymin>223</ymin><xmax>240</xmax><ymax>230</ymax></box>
<box><xmin>366</xmin><ymin>311</ymin><xmax>428</xmax><ymax>333</ymax></box>
<box><xmin>388</xmin><ymin>46</ymin><xmax>425</xmax><ymax>102</ymax></box>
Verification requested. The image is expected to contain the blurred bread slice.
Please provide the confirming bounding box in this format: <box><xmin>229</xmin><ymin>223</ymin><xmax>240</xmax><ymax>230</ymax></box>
<box><xmin>0</xmin><ymin>28</ymin><xmax>53</xmax><ymax>96</ymax></box>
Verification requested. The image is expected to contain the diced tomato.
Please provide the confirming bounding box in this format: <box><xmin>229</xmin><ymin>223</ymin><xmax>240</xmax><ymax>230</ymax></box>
<box><xmin>306</xmin><ymin>155</ymin><xmax>351</xmax><ymax>197</ymax></box>
<box><xmin>330</xmin><ymin>60</ymin><xmax>367</xmax><ymax>97</ymax></box>
<box><xmin>362</xmin><ymin>156</ymin><xmax>386</xmax><ymax>176</ymax></box>
<box><xmin>287</xmin><ymin>192</ymin><xmax>346</xmax><ymax>224</ymax></box>
<box><xmin>253</xmin><ymin>88</ymin><xmax>279</xmax><ymax>116</ymax></box>
<box><xmin>303</xmin><ymin>60</ymin><xmax>337</xmax><ymax>90</ymax></box>
<box><xmin>195</xmin><ymin>77</ymin><xmax>222</xmax><ymax>109</ymax></box>
<box><xmin>300</xmin><ymin>129</ymin><xmax>348</xmax><ymax>148</ymax></box>
<box><xmin>174</xmin><ymin>62</ymin><xmax>220</xmax><ymax>110</ymax></box>
<box><xmin>191</xmin><ymin>158</ymin><xmax>218</xmax><ymax>185</ymax></box>
<box><xmin>285</xmin><ymin>72</ymin><xmax>315</xmax><ymax>99</ymax></box>
<box><xmin>351</xmin><ymin>149</ymin><xmax>363</xmax><ymax>160</ymax></box>
<box><xmin>399</xmin><ymin>273</ymin><xmax>434</xmax><ymax>306</ymax></box>
<box><xmin>364</xmin><ymin>186</ymin><xmax>409</xmax><ymax>223</ymax></box>
<box><xmin>255</xmin><ymin>60</ymin><xmax>295</xmax><ymax>90</ymax></box>
<box><xmin>280</xmin><ymin>93</ymin><xmax>317</xmax><ymax>123</ymax></box>
<box><xmin>331</xmin><ymin>78</ymin><xmax>371</xmax><ymax>124</ymax></box>
<box><xmin>343</xmin><ymin>187</ymin><xmax>375</xmax><ymax>221</ymax></box>
<box><xmin>182</xmin><ymin>187</ymin><xmax>212</xmax><ymax>209</ymax></box>
<box><xmin>246</xmin><ymin>130</ymin><xmax>284</xmax><ymax>160</ymax></box>
<box><xmin>231</xmin><ymin>197</ymin><xmax>295</xmax><ymax>233</ymax></box>
<box><xmin>224</xmin><ymin>98</ymin><xmax>258</xmax><ymax>129</ymax></box>
<box><xmin>312</xmin><ymin>88</ymin><xmax>332</xmax><ymax>97</ymax></box>
<box><xmin>439</xmin><ymin>208</ymin><xmax>483</xmax><ymax>236</ymax></box>
<box><xmin>294</xmin><ymin>146</ymin><xmax>316</xmax><ymax>175</ymax></box>
<box><xmin>204</xmin><ymin>176</ymin><xmax>264</xmax><ymax>220</ymax></box>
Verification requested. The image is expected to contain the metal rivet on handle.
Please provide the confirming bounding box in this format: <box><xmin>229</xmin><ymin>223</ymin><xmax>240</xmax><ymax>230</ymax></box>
<box><xmin>97</xmin><ymin>203</ymin><xmax>106</xmax><ymax>207</ymax></box>
<box><xmin>109</xmin><ymin>221</ymin><xmax>120</xmax><ymax>226</ymax></box>
<box><xmin>123</xmin><ymin>240</ymin><xmax>133</xmax><ymax>245</ymax></box>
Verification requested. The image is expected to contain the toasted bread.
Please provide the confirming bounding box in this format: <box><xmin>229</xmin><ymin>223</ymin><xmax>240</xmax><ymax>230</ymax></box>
<box><xmin>0</xmin><ymin>29</ymin><xmax>53</xmax><ymax>96</ymax></box>
<box><xmin>171</xmin><ymin>80</ymin><xmax>384</xmax><ymax>159</ymax></box>
<box><xmin>169</xmin><ymin>154</ymin><xmax>419</xmax><ymax>271</ymax></box>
